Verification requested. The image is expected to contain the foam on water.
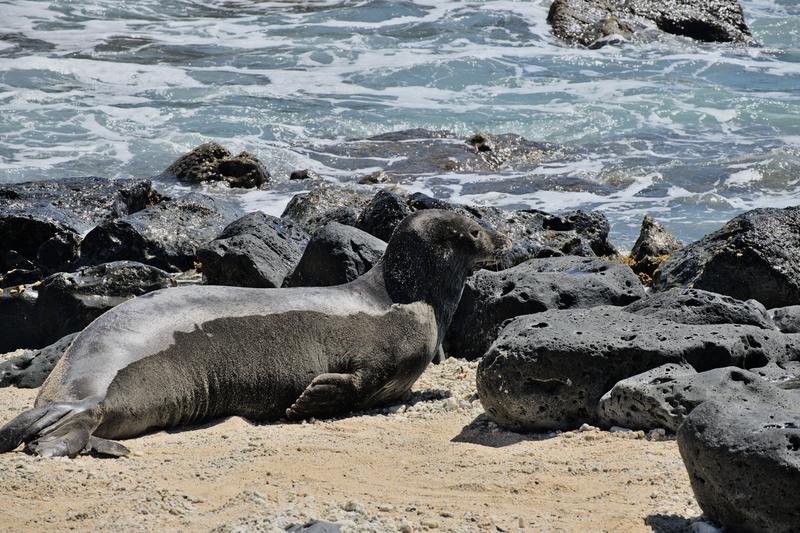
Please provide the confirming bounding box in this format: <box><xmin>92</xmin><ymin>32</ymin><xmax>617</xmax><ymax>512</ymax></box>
<box><xmin>1</xmin><ymin>0</ymin><xmax>799</xmax><ymax>247</ymax></box>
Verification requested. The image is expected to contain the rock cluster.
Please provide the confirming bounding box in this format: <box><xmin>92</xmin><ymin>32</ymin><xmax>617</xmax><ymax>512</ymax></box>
<box><xmin>548</xmin><ymin>0</ymin><xmax>753</xmax><ymax>48</ymax></box>
<box><xmin>163</xmin><ymin>142</ymin><xmax>270</xmax><ymax>188</ymax></box>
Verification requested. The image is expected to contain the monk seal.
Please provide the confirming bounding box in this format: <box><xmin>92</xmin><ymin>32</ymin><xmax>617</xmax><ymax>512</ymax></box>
<box><xmin>0</xmin><ymin>210</ymin><xmax>510</xmax><ymax>457</ymax></box>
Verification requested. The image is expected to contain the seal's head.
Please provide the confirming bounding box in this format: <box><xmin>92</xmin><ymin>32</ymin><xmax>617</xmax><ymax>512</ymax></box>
<box><xmin>382</xmin><ymin>209</ymin><xmax>511</xmax><ymax>340</ymax></box>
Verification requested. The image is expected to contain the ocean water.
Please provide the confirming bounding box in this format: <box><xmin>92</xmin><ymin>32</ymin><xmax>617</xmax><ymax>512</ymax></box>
<box><xmin>1</xmin><ymin>0</ymin><xmax>799</xmax><ymax>248</ymax></box>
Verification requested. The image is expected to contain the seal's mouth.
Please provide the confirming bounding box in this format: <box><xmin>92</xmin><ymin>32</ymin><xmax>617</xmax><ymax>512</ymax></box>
<box><xmin>475</xmin><ymin>231</ymin><xmax>513</xmax><ymax>268</ymax></box>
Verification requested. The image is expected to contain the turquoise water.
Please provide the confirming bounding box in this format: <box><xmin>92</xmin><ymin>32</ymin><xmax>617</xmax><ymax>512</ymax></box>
<box><xmin>1</xmin><ymin>0</ymin><xmax>799</xmax><ymax>247</ymax></box>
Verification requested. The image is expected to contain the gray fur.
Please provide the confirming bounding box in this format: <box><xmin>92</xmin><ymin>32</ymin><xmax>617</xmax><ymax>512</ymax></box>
<box><xmin>0</xmin><ymin>210</ymin><xmax>509</xmax><ymax>457</ymax></box>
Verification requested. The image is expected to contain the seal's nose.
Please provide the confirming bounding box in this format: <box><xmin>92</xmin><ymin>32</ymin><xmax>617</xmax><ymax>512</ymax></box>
<box><xmin>492</xmin><ymin>231</ymin><xmax>513</xmax><ymax>256</ymax></box>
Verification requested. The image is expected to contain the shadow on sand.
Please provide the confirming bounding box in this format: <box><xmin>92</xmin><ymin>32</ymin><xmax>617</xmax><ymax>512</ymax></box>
<box><xmin>451</xmin><ymin>413</ymin><xmax>557</xmax><ymax>448</ymax></box>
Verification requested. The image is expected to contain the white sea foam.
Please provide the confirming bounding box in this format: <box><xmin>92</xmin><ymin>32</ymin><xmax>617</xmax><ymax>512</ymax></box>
<box><xmin>0</xmin><ymin>0</ymin><xmax>798</xmax><ymax>245</ymax></box>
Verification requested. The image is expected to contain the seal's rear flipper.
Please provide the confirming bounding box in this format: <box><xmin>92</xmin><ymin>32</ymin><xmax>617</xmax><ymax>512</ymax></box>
<box><xmin>26</xmin><ymin>409</ymin><xmax>101</xmax><ymax>458</ymax></box>
<box><xmin>0</xmin><ymin>404</ymin><xmax>75</xmax><ymax>453</ymax></box>
<box><xmin>85</xmin><ymin>436</ymin><xmax>130</xmax><ymax>458</ymax></box>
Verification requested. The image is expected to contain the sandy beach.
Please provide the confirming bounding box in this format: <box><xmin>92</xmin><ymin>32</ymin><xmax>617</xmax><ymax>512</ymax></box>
<box><xmin>0</xmin><ymin>359</ymin><xmax>700</xmax><ymax>532</ymax></box>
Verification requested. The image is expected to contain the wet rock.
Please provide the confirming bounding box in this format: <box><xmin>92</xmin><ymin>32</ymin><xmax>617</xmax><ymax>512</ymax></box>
<box><xmin>445</xmin><ymin>256</ymin><xmax>644</xmax><ymax>359</ymax></box>
<box><xmin>0</xmin><ymin>177</ymin><xmax>160</xmax><ymax>274</ymax></box>
<box><xmin>624</xmin><ymin>288</ymin><xmax>774</xmax><ymax>329</ymax></box>
<box><xmin>629</xmin><ymin>216</ymin><xmax>682</xmax><ymax>283</ymax></box>
<box><xmin>0</xmin><ymin>332</ymin><xmax>78</xmax><ymax>388</ymax></box>
<box><xmin>289</xmin><ymin>169</ymin><xmax>320</xmax><ymax>181</ymax></box>
<box><xmin>652</xmin><ymin>206</ymin><xmax>800</xmax><ymax>308</ymax></box>
<box><xmin>678</xmin><ymin>393</ymin><xmax>800</xmax><ymax>532</ymax></box>
<box><xmin>164</xmin><ymin>142</ymin><xmax>270</xmax><ymax>188</ymax></box>
<box><xmin>197</xmin><ymin>212</ymin><xmax>309</xmax><ymax>288</ymax></box>
<box><xmin>355</xmin><ymin>190</ymin><xmax>412</xmax><ymax>242</ymax></box>
<box><xmin>303</xmin><ymin>129</ymin><xmax>560</xmax><ymax>179</ymax></box>
<box><xmin>80</xmin><ymin>193</ymin><xmax>239</xmax><ymax>272</ymax></box>
<box><xmin>548</xmin><ymin>0</ymin><xmax>753</xmax><ymax>47</ymax></box>
<box><xmin>771</xmin><ymin>306</ymin><xmax>800</xmax><ymax>333</ymax></box>
<box><xmin>597</xmin><ymin>365</ymin><xmax>796</xmax><ymax>432</ymax></box>
<box><xmin>34</xmin><ymin>261</ymin><xmax>174</xmax><ymax>348</ymax></box>
<box><xmin>284</xmin><ymin>222</ymin><xmax>386</xmax><ymax>288</ymax></box>
<box><xmin>0</xmin><ymin>286</ymin><xmax>39</xmax><ymax>353</ymax></box>
<box><xmin>281</xmin><ymin>183</ymin><xmax>373</xmax><ymax>233</ymax></box>
<box><xmin>476</xmin><ymin>307</ymin><xmax>800</xmax><ymax>432</ymax></box>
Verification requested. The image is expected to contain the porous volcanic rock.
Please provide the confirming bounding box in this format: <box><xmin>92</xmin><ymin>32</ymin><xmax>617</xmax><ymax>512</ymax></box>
<box><xmin>197</xmin><ymin>212</ymin><xmax>309</xmax><ymax>288</ymax></box>
<box><xmin>652</xmin><ymin>206</ymin><xmax>800</xmax><ymax>308</ymax></box>
<box><xmin>79</xmin><ymin>193</ymin><xmax>240</xmax><ymax>272</ymax></box>
<box><xmin>476</xmin><ymin>307</ymin><xmax>800</xmax><ymax>432</ymax></box>
<box><xmin>284</xmin><ymin>222</ymin><xmax>386</xmax><ymax>288</ymax></box>
<box><xmin>445</xmin><ymin>256</ymin><xmax>644</xmax><ymax>359</ymax></box>
<box><xmin>678</xmin><ymin>393</ymin><xmax>800</xmax><ymax>532</ymax></box>
<box><xmin>597</xmin><ymin>364</ymin><xmax>794</xmax><ymax>432</ymax></box>
<box><xmin>624</xmin><ymin>288</ymin><xmax>773</xmax><ymax>329</ymax></box>
<box><xmin>0</xmin><ymin>332</ymin><xmax>79</xmax><ymax>388</ymax></box>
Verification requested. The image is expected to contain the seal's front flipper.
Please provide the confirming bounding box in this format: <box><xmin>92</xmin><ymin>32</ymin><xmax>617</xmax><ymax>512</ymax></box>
<box><xmin>84</xmin><ymin>436</ymin><xmax>130</xmax><ymax>458</ymax></box>
<box><xmin>286</xmin><ymin>373</ymin><xmax>358</xmax><ymax>421</ymax></box>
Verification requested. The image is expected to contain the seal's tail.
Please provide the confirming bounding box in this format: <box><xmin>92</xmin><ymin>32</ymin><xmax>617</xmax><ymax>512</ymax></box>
<box><xmin>0</xmin><ymin>403</ymin><xmax>114</xmax><ymax>457</ymax></box>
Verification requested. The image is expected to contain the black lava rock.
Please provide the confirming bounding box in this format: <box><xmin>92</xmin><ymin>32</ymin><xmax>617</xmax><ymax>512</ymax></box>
<box><xmin>624</xmin><ymin>288</ymin><xmax>774</xmax><ymax>329</ymax></box>
<box><xmin>597</xmin><ymin>364</ymin><xmax>794</xmax><ymax>432</ymax></box>
<box><xmin>476</xmin><ymin>307</ymin><xmax>800</xmax><ymax>432</ymax></box>
<box><xmin>445</xmin><ymin>256</ymin><xmax>645</xmax><ymax>359</ymax></box>
<box><xmin>281</xmin><ymin>183</ymin><xmax>373</xmax><ymax>233</ymax></box>
<box><xmin>284</xmin><ymin>222</ymin><xmax>386</xmax><ymax>288</ymax></box>
<box><xmin>0</xmin><ymin>177</ymin><xmax>160</xmax><ymax>274</ymax></box>
<box><xmin>548</xmin><ymin>0</ymin><xmax>753</xmax><ymax>47</ymax></box>
<box><xmin>34</xmin><ymin>261</ymin><xmax>174</xmax><ymax>348</ymax></box>
<box><xmin>771</xmin><ymin>305</ymin><xmax>800</xmax><ymax>333</ymax></box>
<box><xmin>652</xmin><ymin>206</ymin><xmax>800</xmax><ymax>308</ymax></box>
<box><xmin>355</xmin><ymin>190</ymin><xmax>412</xmax><ymax>242</ymax></box>
<box><xmin>678</xmin><ymin>392</ymin><xmax>800</xmax><ymax>532</ymax></box>
<box><xmin>0</xmin><ymin>332</ymin><xmax>78</xmax><ymax>388</ymax></box>
<box><xmin>197</xmin><ymin>212</ymin><xmax>309</xmax><ymax>288</ymax></box>
<box><xmin>0</xmin><ymin>285</ymin><xmax>39</xmax><ymax>353</ymax></box>
<box><xmin>164</xmin><ymin>142</ymin><xmax>270</xmax><ymax>188</ymax></box>
<box><xmin>79</xmin><ymin>193</ymin><xmax>240</xmax><ymax>272</ymax></box>
<box><xmin>629</xmin><ymin>216</ymin><xmax>682</xmax><ymax>282</ymax></box>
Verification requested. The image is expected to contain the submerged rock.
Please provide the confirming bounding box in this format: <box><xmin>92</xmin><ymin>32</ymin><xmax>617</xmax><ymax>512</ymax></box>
<box><xmin>303</xmin><ymin>129</ymin><xmax>560</xmax><ymax>179</ymax></box>
<box><xmin>284</xmin><ymin>222</ymin><xmax>386</xmax><ymax>288</ymax></box>
<box><xmin>445</xmin><ymin>256</ymin><xmax>644</xmax><ymax>359</ymax></box>
<box><xmin>164</xmin><ymin>142</ymin><xmax>270</xmax><ymax>188</ymax></box>
<box><xmin>80</xmin><ymin>193</ymin><xmax>239</xmax><ymax>272</ymax></box>
<box><xmin>548</xmin><ymin>0</ymin><xmax>753</xmax><ymax>47</ymax></box>
<box><xmin>624</xmin><ymin>288</ymin><xmax>774</xmax><ymax>329</ymax></box>
<box><xmin>678</xmin><ymin>393</ymin><xmax>800</xmax><ymax>532</ymax></box>
<box><xmin>597</xmin><ymin>365</ymin><xmax>794</xmax><ymax>432</ymax></box>
<box><xmin>0</xmin><ymin>332</ymin><xmax>78</xmax><ymax>388</ymax></box>
<box><xmin>476</xmin><ymin>307</ymin><xmax>800</xmax><ymax>432</ymax></box>
<box><xmin>197</xmin><ymin>212</ymin><xmax>309</xmax><ymax>288</ymax></box>
<box><xmin>652</xmin><ymin>206</ymin><xmax>800</xmax><ymax>308</ymax></box>
<box><xmin>629</xmin><ymin>216</ymin><xmax>682</xmax><ymax>283</ymax></box>
<box><xmin>0</xmin><ymin>177</ymin><xmax>161</xmax><ymax>274</ymax></box>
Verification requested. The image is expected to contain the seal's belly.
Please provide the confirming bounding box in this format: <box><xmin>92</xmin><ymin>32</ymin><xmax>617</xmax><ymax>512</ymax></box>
<box><xmin>93</xmin><ymin>306</ymin><xmax>436</xmax><ymax>439</ymax></box>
